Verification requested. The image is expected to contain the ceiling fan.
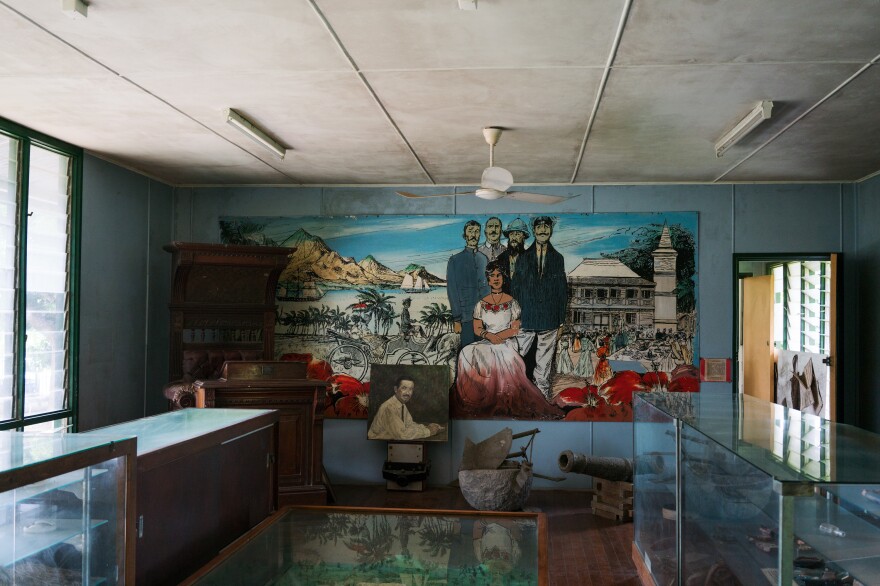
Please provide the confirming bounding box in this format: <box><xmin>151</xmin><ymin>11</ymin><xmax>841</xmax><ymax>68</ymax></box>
<box><xmin>396</xmin><ymin>127</ymin><xmax>566</xmax><ymax>205</ymax></box>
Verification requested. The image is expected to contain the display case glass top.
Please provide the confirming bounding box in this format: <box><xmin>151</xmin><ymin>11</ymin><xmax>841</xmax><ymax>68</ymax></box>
<box><xmin>636</xmin><ymin>391</ymin><xmax>880</xmax><ymax>484</ymax></box>
<box><xmin>183</xmin><ymin>506</ymin><xmax>548</xmax><ymax>586</ymax></box>
<box><xmin>0</xmin><ymin>432</ymin><xmax>133</xmax><ymax>477</ymax></box>
<box><xmin>82</xmin><ymin>408</ymin><xmax>276</xmax><ymax>455</ymax></box>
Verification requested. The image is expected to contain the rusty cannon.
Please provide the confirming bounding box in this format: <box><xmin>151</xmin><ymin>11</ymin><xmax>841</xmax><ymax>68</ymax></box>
<box><xmin>557</xmin><ymin>451</ymin><xmax>634</xmax><ymax>482</ymax></box>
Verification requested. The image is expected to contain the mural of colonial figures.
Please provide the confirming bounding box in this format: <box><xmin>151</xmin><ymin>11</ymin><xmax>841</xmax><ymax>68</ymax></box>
<box><xmin>219</xmin><ymin>213</ymin><xmax>700</xmax><ymax>422</ymax></box>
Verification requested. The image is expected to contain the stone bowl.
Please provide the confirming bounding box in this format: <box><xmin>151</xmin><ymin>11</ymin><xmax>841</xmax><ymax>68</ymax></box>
<box><xmin>458</xmin><ymin>465</ymin><xmax>533</xmax><ymax>511</ymax></box>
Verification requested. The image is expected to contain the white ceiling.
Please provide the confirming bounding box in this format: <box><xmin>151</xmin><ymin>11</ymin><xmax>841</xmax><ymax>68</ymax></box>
<box><xmin>1</xmin><ymin>0</ymin><xmax>879</xmax><ymax>187</ymax></box>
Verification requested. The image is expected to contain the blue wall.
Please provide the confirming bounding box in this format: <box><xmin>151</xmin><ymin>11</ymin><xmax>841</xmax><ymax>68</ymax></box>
<box><xmin>78</xmin><ymin>155</ymin><xmax>173</xmax><ymax>430</ymax></box>
<box><xmin>167</xmin><ymin>181</ymin><xmax>863</xmax><ymax>488</ymax></box>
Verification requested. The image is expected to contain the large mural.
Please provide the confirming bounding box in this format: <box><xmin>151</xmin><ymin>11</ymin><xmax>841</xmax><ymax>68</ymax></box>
<box><xmin>219</xmin><ymin>213</ymin><xmax>700</xmax><ymax>422</ymax></box>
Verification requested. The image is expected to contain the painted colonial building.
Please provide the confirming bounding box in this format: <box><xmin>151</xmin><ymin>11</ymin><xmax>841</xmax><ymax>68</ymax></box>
<box><xmin>566</xmin><ymin>225</ymin><xmax>678</xmax><ymax>334</ymax></box>
<box><xmin>566</xmin><ymin>259</ymin><xmax>656</xmax><ymax>333</ymax></box>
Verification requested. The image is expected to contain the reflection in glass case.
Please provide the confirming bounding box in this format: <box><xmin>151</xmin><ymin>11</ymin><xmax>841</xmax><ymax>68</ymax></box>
<box><xmin>183</xmin><ymin>506</ymin><xmax>547</xmax><ymax>586</ymax></box>
<box><xmin>0</xmin><ymin>432</ymin><xmax>136</xmax><ymax>585</ymax></box>
<box><xmin>634</xmin><ymin>392</ymin><xmax>880</xmax><ymax>586</ymax></box>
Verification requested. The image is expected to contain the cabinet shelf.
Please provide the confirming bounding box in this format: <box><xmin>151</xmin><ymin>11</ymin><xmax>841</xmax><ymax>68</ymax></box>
<box><xmin>0</xmin><ymin>517</ymin><xmax>109</xmax><ymax>568</ymax></box>
<box><xmin>0</xmin><ymin>468</ymin><xmax>108</xmax><ymax>510</ymax></box>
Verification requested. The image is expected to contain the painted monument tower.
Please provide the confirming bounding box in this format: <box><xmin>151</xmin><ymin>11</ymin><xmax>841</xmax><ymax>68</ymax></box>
<box><xmin>652</xmin><ymin>224</ymin><xmax>678</xmax><ymax>334</ymax></box>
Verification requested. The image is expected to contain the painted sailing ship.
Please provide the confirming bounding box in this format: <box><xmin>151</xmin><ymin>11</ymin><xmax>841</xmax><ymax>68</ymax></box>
<box><xmin>401</xmin><ymin>273</ymin><xmax>431</xmax><ymax>293</ymax></box>
<box><xmin>277</xmin><ymin>280</ymin><xmax>324</xmax><ymax>301</ymax></box>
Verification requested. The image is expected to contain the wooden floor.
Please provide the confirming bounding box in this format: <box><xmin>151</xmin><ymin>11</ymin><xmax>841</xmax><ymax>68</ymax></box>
<box><xmin>334</xmin><ymin>484</ymin><xmax>641</xmax><ymax>586</ymax></box>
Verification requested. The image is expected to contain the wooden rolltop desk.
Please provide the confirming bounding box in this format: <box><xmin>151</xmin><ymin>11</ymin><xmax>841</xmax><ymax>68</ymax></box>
<box><xmin>195</xmin><ymin>360</ymin><xmax>328</xmax><ymax>506</ymax></box>
<box><xmin>164</xmin><ymin>242</ymin><xmax>293</xmax><ymax>382</ymax></box>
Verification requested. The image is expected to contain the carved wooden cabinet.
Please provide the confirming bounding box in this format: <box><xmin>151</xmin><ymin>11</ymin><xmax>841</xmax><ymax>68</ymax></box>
<box><xmin>165</xmin><ymin>242</ymin><xmax>294</xmax><ymax>382</ymax></box>
<box><xmin>195</xmin><ymin>361</ymin><xmax>328</xmax><ymax>506</ymax></box>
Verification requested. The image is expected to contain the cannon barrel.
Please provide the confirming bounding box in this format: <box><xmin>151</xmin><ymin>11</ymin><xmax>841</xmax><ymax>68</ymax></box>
<box><xmin>558</xmin><ymin>451</ymin><xmax>633</xmax><ymax>482</ymax></box>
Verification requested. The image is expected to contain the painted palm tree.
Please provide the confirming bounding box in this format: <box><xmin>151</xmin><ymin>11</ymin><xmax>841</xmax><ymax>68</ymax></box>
<box><xmin>307</xmin><ymin>306</ymin><xmax>322</xmax><ymax>336</ymax></box>
<box><xmin>327</xmin><ymin>306</ymin><xmax>345</xmax><ymax>331</ymax></box>
<box><xmin>335</xmin><ymin>314</ymin><xmax>353</xmax><ymax>335</ymax></box>
<box><xmin>419</xmin><ymin>302</ymin><xmax>454</xmax><ymax>336</ymax></box>
<box><xmin>295</xmin><ymin>309</ymin><xmax>310</xmax><ymax>335</ymax></box>
<box><xmin>348</xmin><ymin>288</ymin><xmax>396</xmax><ymax>334</ymax></box>
<box><xmin>317</xmin><ymin>305</ymin><xmax>332</xmax><ymax>335</ymax></box>
<box><xmin>375</xmin><ymin>305</ymin><xmax>398</xmax><ymax>336</ymax></box>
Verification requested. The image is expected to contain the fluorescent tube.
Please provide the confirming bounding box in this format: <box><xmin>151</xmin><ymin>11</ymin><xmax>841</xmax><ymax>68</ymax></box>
<box><xmin>61</xmin><ymin>0</ymin><xmax>88</xmax><ymax>19</ymax></box>
<box><xmin>225</xmin><ymin>108</ymin><xmax>287</xmax><ymax>160</ymax></box>
<box><xmin>715</xmin><ymin>100</ymin><xmax>773</xmax><ymax>157</ymax></box>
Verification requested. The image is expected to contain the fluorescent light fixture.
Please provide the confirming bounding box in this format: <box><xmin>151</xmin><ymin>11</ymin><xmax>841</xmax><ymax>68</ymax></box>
<box><xmin>61</xmin><ymin>0</ymin><xmax>88</xmax><ymax>19</ymax></box>
<box><xmin>458</xmin><ymin>0</ymin><xmax>477</xmax><ymax>9</ymax></box>
<box><xmin>225</xmin><ymin>108</ymin><xmax>287</xmax><ymax>159</ymax></box>
<box><xmin>715</xmin><ymin>100</ymin><xmax>773</xmax><ymax>157</ymax></box>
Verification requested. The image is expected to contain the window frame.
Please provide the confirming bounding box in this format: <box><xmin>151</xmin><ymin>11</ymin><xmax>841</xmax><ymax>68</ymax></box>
<box><xmin>0</xmin><ymin>116</ymin><xmax>82</xmax><ymax>431</ymax></box>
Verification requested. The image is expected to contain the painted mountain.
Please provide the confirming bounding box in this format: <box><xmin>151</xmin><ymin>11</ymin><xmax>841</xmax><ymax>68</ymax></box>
<box><xmin>280</xmin><ymin>228</ymin><xmax>444</xmax><ymax>287</ymax></box>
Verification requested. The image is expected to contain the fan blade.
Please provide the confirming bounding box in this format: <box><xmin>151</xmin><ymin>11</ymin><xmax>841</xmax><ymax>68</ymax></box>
<box><xmin>396</xmin><ymin>191</ymin><xmax>473</xmax><ymax>199</ymax></box>
<box><xmin>504</xmin><ymin>191</ymin><xmax>567</xmax><ymax>205</ymax></box>
<box><xmin>481</xmin><ymin>166</ymin><xmax>514</xmax><ymax>192</ymax></box>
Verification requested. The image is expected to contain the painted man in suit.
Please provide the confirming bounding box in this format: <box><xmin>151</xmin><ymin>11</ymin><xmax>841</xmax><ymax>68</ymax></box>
<box><xmin>512</xmin><ymin>216</ymin><xmax>568</xmax><ymax>400</ymax></box>
<box><xmin>496</xmin><ymin>217</ymin><xmax>530</xmax><ymax>293</ymax></box>
<box><xmin>447</xmin><ymin>220</ymin><xmax>490</xmax><ymax>347</ymax></box>
<box><xmin>368</xmin><ymin>376</ymin><xmax>444</xmax><ymax>440</ymax></box>
<box><xmin>478</xmin><ymin>216</ymin><xmax>505</xmax><ymax>261</ymax></box>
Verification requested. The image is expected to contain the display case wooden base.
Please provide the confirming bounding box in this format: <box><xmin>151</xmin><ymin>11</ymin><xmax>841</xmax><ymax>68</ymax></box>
<box><xmin>86</xmin><ymin>408</ymin><xmax>279</xmax><ymax>586</ymax></box>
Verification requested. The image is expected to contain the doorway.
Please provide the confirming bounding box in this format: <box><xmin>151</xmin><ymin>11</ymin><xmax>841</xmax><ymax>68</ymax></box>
<box><xmin>734</xmin><ymin>254</ymin><xmax>840</xmax><ymax>420</ymax></box>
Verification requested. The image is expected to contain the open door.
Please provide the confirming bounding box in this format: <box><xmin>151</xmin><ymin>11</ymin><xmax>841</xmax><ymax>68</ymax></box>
<box><xmin>742</xmin><ymin>275</ymin><xmax>774</xmax><ymax>402</ymax></box>
<box><xmin>735</xmin><ymin>254</ymin><xmax>840</xmax><ymax>421</ymax></box>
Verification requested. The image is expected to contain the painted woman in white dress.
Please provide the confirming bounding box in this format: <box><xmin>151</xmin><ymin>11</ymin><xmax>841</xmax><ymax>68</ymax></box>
<box><xmin>453</xmin><ymin>261</ymin><xmax>564</xmax><ymax>419</ymax></box>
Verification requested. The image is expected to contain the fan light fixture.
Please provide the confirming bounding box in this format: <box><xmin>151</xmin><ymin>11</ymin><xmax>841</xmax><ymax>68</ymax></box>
<box><xmin>61</xmin><ymin>0</ymin><xmax>88</xmax><ymax>19</ymax></box>
<box><xmin>715</xmin><ymin>100</ymin><xmax>773</xmax><ymax>158</ymax></box>
<box><xmin>225</xmin><ymin>108</ymin><xmax>287</xmax><ymax>160</ymax></box>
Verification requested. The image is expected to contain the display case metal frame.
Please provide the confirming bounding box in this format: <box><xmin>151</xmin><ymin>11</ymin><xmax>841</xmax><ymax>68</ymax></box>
<box><xmin>634</xmin><ymin>391</ymin><xmax>880</xmax><ymax>586</ymax></box>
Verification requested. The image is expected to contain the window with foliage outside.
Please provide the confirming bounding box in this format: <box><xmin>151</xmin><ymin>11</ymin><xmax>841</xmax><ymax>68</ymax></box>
<box><xmin>0</xmin><ymin>118</ymin><xmax>81</xmax><ymax>431</ymax></box>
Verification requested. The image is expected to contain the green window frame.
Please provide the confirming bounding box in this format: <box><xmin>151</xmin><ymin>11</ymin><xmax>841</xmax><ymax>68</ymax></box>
<box><xmin>771</xmin><ymin>260</ymin><xmax>830</xmax><ymax>356</ymax></box>
<box><xmin>0</xmin><ymin>116</ymin><xmax>81</xmax><ymax>431</ymax></box>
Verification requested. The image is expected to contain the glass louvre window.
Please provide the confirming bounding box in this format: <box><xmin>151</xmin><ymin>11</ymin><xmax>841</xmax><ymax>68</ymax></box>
<box><xmin>24</xmin><ymin>146</ymin><xmax>71</xmax><ymax>417</ymax></box>
<box><xmin>0</xmin><ymin>135</ymin><xmax>17</xmax><ymax>420</ymax></box>
<box><xmin>0</xmin><ymin>118</ymin><xmax>79</xmax><ymax>431</ymax></box>
<box><xmin>778</xmin><ymin>261</ymin><xmax>831</xmax><ymax>355</ymax></box>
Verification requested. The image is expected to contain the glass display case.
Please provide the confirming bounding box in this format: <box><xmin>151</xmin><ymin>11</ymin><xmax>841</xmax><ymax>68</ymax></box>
<box><xmin>634</xmin><ymin>392</ymin><xmax>880</xmax><ymax>586</ymax></box>
<box><xmin>0</xmin><ymin>431</ymin><xmax>136</xmax><ymax>585</ymax></box>
<box><xmin>181</xmin><ymin>505</ymin><xmax>548</xmax><ymax>586</ymax></box>
<box><xmin>83</xmin><ymin>407</ymin><xmax>280</xmax><ymax>586</ymax></box>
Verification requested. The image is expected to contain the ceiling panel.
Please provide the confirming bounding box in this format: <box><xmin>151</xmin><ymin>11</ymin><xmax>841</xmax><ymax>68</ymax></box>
<box><xmin>617</xmin><ymin>0</ymin><xmax>880</xmax><ymax>65</ymax></box>
<box><xmin>317</xmin><ymin>0</ymin><xmax>626</xmax><ymax>70</ymax></box>
<box><xmin>576</xmin><ymin>62</ymin><xmax>863</xmax><ymax>183</ymax></box>
<box><xmin>367</xmin><ymin>67</ymin><xmax>603</xmax><ymax>184</ymax></box>
<box><xmin>132</xmin><ymin>70</ymin><xmax>428</xmax><ymax>184</ymax></box>
<box><xmin>2</xmin><ymin>0</ymin><xmax>349</xmax><ymax>75</ymax></box>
